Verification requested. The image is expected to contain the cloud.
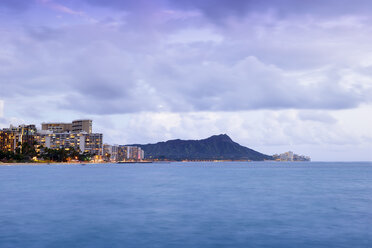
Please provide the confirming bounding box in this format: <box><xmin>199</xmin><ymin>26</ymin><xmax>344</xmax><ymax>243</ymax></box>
<box><xmin>37</xmin><ymin>0</ymin><xmax>85</xmax><ymax>16</ymax></box>
<box><xmin>55</xmin><ymin>54</ymin><xmax>368</xmax><ymax>114</ymax></box>
<box><xmin>79</xmin><ymin>0</ymin><xmax>372</xmax><ymax>22</ymax></box>
<box><xmin>82</xmin><ymin>0</ymin><xmax>166</xmax><ymax>12</ymax></box>
<box><xmin>92</xmin><ymin>107</ymin><xmax>372</xmax><ymax>161</ymax></box>
<box><xmin>0</xmin><ymin>11</ymin><xmax>371</xmax><ymax>116</ymax></box>
<box><xmin>0</xmin><ymin>0</ymin><xmax>371</xmax><ymax>161</ymax></box>
<box><xmin>169</xmin><ymin>0</ymin><xmax>372</xmax><ymax>20</ymax></box>
<box><xmin>297</xmin><ymin>111</ymin><xmax>337</xmax><ymax>124</ymax></box>
<box><xmin>168</xmin><ymin>28</ymin><xmax>223</xmax><ymax>44</ymax></box>
<box><xmin>0</xmin><ymin>0</ymin><xmax>32</xmax><ymax>11</ymax></box>
<box><xmin>0</xmin><ymin>100</ymin><xmax>3</xmax><ymax>117</ymax></box>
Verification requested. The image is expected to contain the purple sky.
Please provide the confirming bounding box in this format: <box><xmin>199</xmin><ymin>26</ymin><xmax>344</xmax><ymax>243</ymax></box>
<box><xmin>0</xmin><ymin>0</ymin><xmax>371</xmax><ymax>160</ymax></box>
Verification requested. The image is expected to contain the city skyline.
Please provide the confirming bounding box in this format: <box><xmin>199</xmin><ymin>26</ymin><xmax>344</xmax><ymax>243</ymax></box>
<box><xmin>0</xmin><ymin>0</ymin><xmax>371</xmax><ymax>161</ymax></box>
<box><xmin>0</xmin><ymin>119</ymin><xmax>146</xmax><ymax>162</ymax></box>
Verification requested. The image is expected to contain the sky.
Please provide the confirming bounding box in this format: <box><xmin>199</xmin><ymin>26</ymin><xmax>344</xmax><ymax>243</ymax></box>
<box><xmin>0</xmin><ymin>0</ymin><xmax>371</xmax><ymax>161</ymax></box>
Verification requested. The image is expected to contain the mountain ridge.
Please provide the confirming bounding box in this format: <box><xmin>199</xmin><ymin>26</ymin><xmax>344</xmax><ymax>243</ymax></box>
<box><xmin>128</xmin><ymin>134</ymin><xmax>273</xmax><ymax>161</ymax></box>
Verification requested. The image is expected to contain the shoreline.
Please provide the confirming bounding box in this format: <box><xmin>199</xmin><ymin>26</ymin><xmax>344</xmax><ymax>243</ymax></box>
<box><xmin>0</xmin><ymin>160</ymin><xmax>311</xmax><ymax>166</ymax></box>
<box><xmin>1</xmin><ymin>161</ymin><xmax>370</xmax><ymax>166</ymax></box>
<box><xmin>0</xmin><ymin>162</ymin><xmax>93</xmax><ymax>166</ymax></box>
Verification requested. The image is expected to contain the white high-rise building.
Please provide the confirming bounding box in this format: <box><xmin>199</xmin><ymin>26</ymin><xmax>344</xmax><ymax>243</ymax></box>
<box><xmin>36</xmin><ymin>120</ymin><xmax>102</xmax><ymax>156</ymax></box>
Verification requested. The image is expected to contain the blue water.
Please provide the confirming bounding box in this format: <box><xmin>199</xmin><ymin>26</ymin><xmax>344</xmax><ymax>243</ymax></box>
<box><xmin>0</xmin><ymin>162</ymin><xmax>371</xmax><ymax>248</ymax></box>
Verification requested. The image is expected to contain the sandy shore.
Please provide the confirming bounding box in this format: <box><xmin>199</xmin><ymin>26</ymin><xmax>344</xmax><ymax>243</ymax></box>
<box><xmin>0</xmin><ymin>162</ymin><xmax>106</xmax><ymax>166</ymax></box>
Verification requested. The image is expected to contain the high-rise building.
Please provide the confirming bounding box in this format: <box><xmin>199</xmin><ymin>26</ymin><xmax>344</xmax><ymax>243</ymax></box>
<box><xmin>72</xmin><ymin>120</ymin><xmax>92</xmax><ymax>134</ymax></box>
<box><xmin>41</xmin><ymin>123</ymin><xmax>72</xmax><ymax>133</ymax></box>
<box><xmin>41</xmin><ymin>120</ymin><xmax>92</xmax><ymax>134</ymax></box>
<box><xmin>117</xmin><ymin>146</ymin><xmax>129</xmax><ymax>161</ymax></box>
<box><xmin>0</xmin><ymin>130</ymin><xmax>20</xmax><ymax>153</ymax></box>
<box><xmin>103</xmin><ymin>144</ymin><xmax>119</xmax><ymax>162</ymax></box>
<box><xmin>0</xmin><ymin>125</ymin><xmax>37</xmax><ymax>153</ymax></box>
<box><xmin>273</xmin><ymin>151</ymin><xmax>310</xmax><ymax>161</ymax></box>
<box><xmin>116</xmin><ymin>146</ymin><xmax>144</xmax><ymax>161</ymax></box>
<box><xmin>1</xmin><ymin>120</ymin><xmax>103</xmax><ymax>158</ymax></box>
<box><xmin>37</xmin><ymin>119</ymin><xmax>101</xmax><ymax>156</ymax></box>
<box><xmin>111</xmin><ymin>145</ymin><xmax>119</xmax><ymax>161</ymax></box>
<box><xmin>35</xmin><ymin>132</ymin><xmax>103</xmax><ymax>156</ymax></box>
<box><xmin>84</xmin><ymin>133</ymin><xmax>103</xmax><ymax>155</ymax></box>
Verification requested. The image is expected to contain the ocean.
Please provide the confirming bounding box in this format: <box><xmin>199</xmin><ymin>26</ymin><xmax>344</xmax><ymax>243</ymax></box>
<box><xmin>0</xmin><ymin>162</ymin><xmax>371</xmax><ymax>248</ymax></box>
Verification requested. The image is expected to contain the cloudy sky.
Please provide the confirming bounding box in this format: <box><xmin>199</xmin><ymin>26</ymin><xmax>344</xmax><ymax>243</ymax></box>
<box><xmin>0</xmin><ymin>0</ymin><xmax>371</xmax><ymax>161</ymax></box>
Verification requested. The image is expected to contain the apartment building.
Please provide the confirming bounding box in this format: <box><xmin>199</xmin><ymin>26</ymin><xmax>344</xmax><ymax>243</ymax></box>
<box><xmin>72</xmin><ymin>120</ymin><xmax>92</xmax><ymax>134</ymax></box>
<box><xmin>36</xmin><ymin>130</ymin><xmax>103</xmax><ymax>156</ymax></box>
<box><xmin>41</xmin><ymin>123</ymin><xmax>72</xmax><ymax>133</ymax></box>
<box><xmin>103</xmin><ymin>144</ymin><xmax>119</xmax><ymax>162</ymax></box>
<box><xmin>117</xmin><ymin>146</ymin><xmax>145</xmax><ymax>161</ymax></box>
<box><xmin>0</xmin><ymin>125</ymin><xmax>37</xmax><ymax>153</ymax></box>
<box><xmin>42</xmin><ymin>119</ymin><xmax>92</xmax><ymax>134</ymax></box>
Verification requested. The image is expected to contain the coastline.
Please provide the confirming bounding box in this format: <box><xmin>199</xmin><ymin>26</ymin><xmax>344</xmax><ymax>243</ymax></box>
<box><xmin>0</xmin><ymin>160</ymin><xmax>308</xmax><ymax>166</ymax></box>
<box><xmin>0</xmin><ymin>162</ymin><xmax>97</xmax><ymax>166</ymax></box>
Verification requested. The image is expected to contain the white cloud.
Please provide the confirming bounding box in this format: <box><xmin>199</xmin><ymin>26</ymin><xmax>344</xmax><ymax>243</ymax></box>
<box><xmin>1</xmin><ymin>13</ymin><xmax>371</xmax><ymax>115</ymax></box>
<box><xmin>0</xmin><ymin>3</ymin><xmax>371</xmax><ymax>160</ymax></box>
<box><xmin>0</xmin><ymin>100</ymin><xmax>3</xmax><ymax>117</ymax></box>
<box><xmin>168</xmin><ymin>28</ymin><xmax>223</xmax><ymax>44</ymax></box>
<box><xmin>297</xmin><ymin>111</ymin><xmax>337</xmax><ymax>124</ymax></box>
<box><xmin>94</xmin><ymin>106</ymin><xmax>372</xmax><ymax>161</ymax></box>
<box><xmin>37</xmin><ymin>0</ymin><xmax>85</xmax><ymax>16</ymax></box>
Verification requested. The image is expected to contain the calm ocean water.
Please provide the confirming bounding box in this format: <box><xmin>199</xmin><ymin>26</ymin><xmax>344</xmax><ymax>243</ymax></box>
<box><xmin>0</xmin><ymin>162</ymin><xmax>371</xmax><ymax>248</ymax></box>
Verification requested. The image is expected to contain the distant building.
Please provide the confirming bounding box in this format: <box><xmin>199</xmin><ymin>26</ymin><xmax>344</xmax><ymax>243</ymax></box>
<box><xmin>103</xmin><ymin>144</ymin><xmax>112</xmax><ymax>161</ymax></box>
<box><xmin>273</xmin><ymin>151</ymin><xmax>310</xmax><ymax>161</ymax></box>
<box><xmin>37</xmin><ymin>119</ymin><xmax>101</xmax><ymax>156</ymax></box>
<box><xmin>41</xmin><ymin>119</ymin><xmax>92</xmax><ymax>134</ymax></box>
<box><xmin>103</xmin><ymin>144</ymin><xmax>119</xmax><ymax>162</ymax></box>
<box><xmin>36</xmin><ymin>131</ymin><xmax>103</xmax><ymax>156</ymax></box>
<box><xmin>0</xmin><ymin>119</ymin><xmax>102</xmax><ymax>157</ymax></box>
<box><xmin>129</xmin><ymin>146</ymin><xmax>144</xmax><ymax>160</ymax></box>
<box><xmin>117</xmin><ymin>146</ymin><xmax>127</xmax><ymax>161</ymax></box>
<box><xmin>41</xmin><ymin>123</ymin><xmax>72</xmax><ymax>133</ymax></box>
<box><xmin>84</xmin><ymin>133</ymin><xmax>103</xmax><ymax>155</ymax></box>
<box><xmin>111</xmin><ymin>145</ymin><xmax>119</xmax><ymax>161</ymax></box>
<box><xmin>0</xmin><ymin>120</ymin><xmax>143</xmax><ymax>162</ymax></box>
<box><xmin>0</xmin><ymin>129</ymin><xmax>21</xmax><ymax>153</ymax></box>
<box><xmin>280</xmin><ymin>151</ymin><xmax>294</xmax><ymax>161</ymax></box>
<box><xmin>116</xmin><ymin>146</ymin><xmax>144</xmax><ymax>161</ymax></box>
<box><xmin>0</xmin><ymin>125</ymin><xmax>37</xmax><ymax>153</ymax></box>
<box><xmin>72</xmin><ymin>120</ymin><xmax>92</xmax><ymax>134</ymax></box>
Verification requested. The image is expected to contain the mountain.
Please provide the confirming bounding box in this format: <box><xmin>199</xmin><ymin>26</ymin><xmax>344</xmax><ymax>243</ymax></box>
<box><xmin>130</xmin><ymin>134</ymin><xmax>273</xmax><ymax>161</ymax></box>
